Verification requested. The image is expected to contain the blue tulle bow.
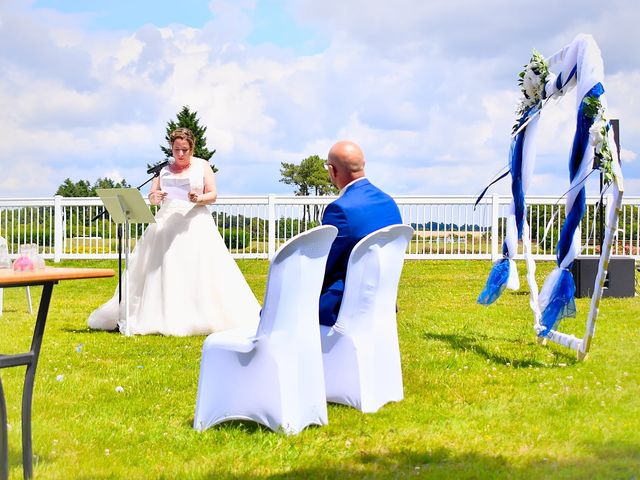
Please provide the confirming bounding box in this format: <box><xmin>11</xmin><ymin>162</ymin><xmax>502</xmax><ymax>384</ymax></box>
<box><xmin>539</xmin><ymin>269</ymin><xmax>577</xmax><ymax>337</ymax></box>
<box><xmin>477</xmin><ymin>258</ymin><xmax>511</xmax><ymax>305</ymax></box>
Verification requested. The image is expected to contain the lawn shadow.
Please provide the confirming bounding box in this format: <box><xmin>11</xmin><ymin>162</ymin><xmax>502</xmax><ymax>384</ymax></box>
<box><xmin>423</xmin><ymin>331</ymin><xmax>576</xmax><ymax>367</ymax></box>
<box><xmin>7</xmin><ymin>445</ymin><xmax>23</xmax><ymax>476</ymax></box>
<box><xmin>190</xmin><ymin>419</ymin><xmax>270</xmax><ymax>434</ymax></box>
<box><xmin>62</xmin><ymin>327</ymin><xmax>117</xmax><ymax>334</ymax></box>
<box><xmin>182</xmin><ymin>441</ymin><xmax>640</xmax><ymax>479</ymax></box>
<box><xmin>188</xmin><ymin>418</ymin><xmax>325</xmax><ymax>435</ymax></box>
<box><xmin>7</xmin><ymin>445</ymin><xmax>54</xmax><ymax>479</ymax></box>
<box><xmin>0</xmin><ymin>305</ymin><xmax>20</xmax><ymax>314</ymax></box>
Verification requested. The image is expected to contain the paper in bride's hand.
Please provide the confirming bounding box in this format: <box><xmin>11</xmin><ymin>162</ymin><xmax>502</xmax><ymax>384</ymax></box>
<box><xmin>162</xmin><ymin>178</ymin><xmax>191</xmax><ymax>201</ymax></box>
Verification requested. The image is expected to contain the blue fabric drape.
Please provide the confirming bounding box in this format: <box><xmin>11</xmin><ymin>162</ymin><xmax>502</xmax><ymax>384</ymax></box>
<box><xmin>548</xmin><ymin>65</ymin><xmax>578</xmax><ymax>96</ymax></box>
<box><xmin>477</xmin><ymin>258</ymin><xmax>511</xmax><ymax>305</ymax></box>
<box><xmin>510</xmin><ymin>124</ymin><xmax>526</xmax><ymax>239</ymax></box>
<box><xmin>555</xmin><ymin>83</ymin><xmax>604</xmax><ymax>264</ymax></box>
<box><xmin>540</xmin><ymin>82</ymin><xmax>604</xmax><ymax>335</ymax></box>
<box><xmin>540</xmin><ymin>268</ymin><xmax>576</xmax><ymax>335</ymax></box>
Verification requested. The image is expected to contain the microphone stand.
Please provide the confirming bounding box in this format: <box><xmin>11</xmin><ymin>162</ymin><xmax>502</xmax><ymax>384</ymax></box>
<box><xmin>91</xmin><ymin>169</ymin><xmax>162</xmax><ymax>305</ymax></box>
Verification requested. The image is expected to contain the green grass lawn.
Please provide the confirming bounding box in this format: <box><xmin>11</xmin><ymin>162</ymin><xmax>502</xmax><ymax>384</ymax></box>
<box><xmin>1</xmin><ymin>259</ymin><xmax>638</xmax><ymax>479</ymax></box>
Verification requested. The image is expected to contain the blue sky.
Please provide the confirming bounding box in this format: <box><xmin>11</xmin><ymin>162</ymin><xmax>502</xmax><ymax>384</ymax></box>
<box><xmin>32</xmin><ymin>0</ymin><xmax>326</xmax><ymax>53</ymax></box>
<box><xmin>1</xmin><ymin>0</ymin><xmax>638</xmax><ymax>198</ymax></box>
<box><xmin>33</xmin><ymin>0</ymin><xmax>215</xmax><ymax>29</ymax></box>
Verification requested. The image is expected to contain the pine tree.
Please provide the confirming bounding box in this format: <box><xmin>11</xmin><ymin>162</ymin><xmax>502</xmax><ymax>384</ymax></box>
<box><xmin>160</xmin><ymin>106</ymin><xmax>217</xmax><ymax>172</ymax></box>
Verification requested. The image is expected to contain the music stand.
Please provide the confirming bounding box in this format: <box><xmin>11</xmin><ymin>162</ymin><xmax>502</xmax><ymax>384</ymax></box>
<box><xmin>96</xmin><ymin>188</ymin><xmax>155</xmax><ymax>336</ymax></box>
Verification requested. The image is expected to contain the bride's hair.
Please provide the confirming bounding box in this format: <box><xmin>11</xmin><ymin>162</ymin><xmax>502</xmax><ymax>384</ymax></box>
<box><xmin>170</xmin><ymin>127</ymin><xmax>195</xmax><ymax>149</ymax></box>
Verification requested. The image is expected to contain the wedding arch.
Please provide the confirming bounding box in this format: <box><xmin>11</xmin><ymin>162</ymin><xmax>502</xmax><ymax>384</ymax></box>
<box><xmin>477</xmin><ymin>34</ymin><xmax>624</xmax><ymax>360</ymax></box>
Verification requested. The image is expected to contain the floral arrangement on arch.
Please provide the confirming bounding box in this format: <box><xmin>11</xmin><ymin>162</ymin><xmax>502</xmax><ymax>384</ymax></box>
<box><xmin>513</xmin><ymin>48</ymin><xmax>615</xmax><ymax>185</ymax></box>
<box><xmin>513</xmin><ymin>49</ymin><xmax>550</xmax><ymax>132</ymax></box>
<box><xmin>584</xmin><ymin>96</ymin><xmax>614</xmax><ymax>184</ymax></box>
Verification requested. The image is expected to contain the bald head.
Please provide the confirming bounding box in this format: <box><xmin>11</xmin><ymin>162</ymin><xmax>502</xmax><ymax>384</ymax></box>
<box><xmin>326</xmin><ymin>140</ymin><xmax>366</xmax><ymax>189</ymax></box>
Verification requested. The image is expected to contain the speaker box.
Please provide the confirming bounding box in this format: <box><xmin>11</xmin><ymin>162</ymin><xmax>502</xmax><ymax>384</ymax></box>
<box><xmin>571</xmin><ymin>256</ymin><xmax>636</xmax><ymax>298</ymax></box>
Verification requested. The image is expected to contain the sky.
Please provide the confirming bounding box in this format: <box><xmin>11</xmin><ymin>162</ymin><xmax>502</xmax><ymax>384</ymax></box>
<box><xmin>0</xmin><ymin>0</ymin><xmax>638</xmax><ymax>198</ymax></box>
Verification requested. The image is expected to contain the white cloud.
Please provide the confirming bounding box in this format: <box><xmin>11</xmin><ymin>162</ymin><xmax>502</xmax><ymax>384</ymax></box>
<box><xmin>620</xmin><ymin>149</ymin><xmax>636</xmax><ymax>164</ymax></box>
<box><xmin>0</xmin><ymin>0</ymin><xmax>638</xmax><ymax>199</ymax></box>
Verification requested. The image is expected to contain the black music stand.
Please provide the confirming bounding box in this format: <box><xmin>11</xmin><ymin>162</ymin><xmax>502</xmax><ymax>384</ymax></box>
<box><xmin>96</xmin><ymin>188</ymin><xmax>155</xmax><ymax>336</ymax></box>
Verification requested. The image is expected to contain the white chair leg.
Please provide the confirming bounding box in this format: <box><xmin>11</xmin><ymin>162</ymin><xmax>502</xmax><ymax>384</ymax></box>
<box><xmin>0</xmin><ymin>288</ymin><xmax>33</xmax><ymax>315</ymax></box>
<box><xmin>26</xmin><ymin>287</ymin><xmax>33</xmax><ymax>315</ymax></box>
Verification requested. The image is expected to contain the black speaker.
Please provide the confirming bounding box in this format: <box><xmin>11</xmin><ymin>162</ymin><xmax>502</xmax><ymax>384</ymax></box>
<box><xmin>571</xmin><ymin>256</ymin><xmax>636</xmax><ymax>298</ymax></box>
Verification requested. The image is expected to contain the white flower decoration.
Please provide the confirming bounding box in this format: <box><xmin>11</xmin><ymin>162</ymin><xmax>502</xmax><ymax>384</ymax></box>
<box><xmin>514</xmin><ymin>49</ymin><xmax>550</xmax><ymax>132</ymax></box>
<box><xmin>589</xmin><ymin>119</ymin><xmax>606</xmax><ymax>148</ymax></box>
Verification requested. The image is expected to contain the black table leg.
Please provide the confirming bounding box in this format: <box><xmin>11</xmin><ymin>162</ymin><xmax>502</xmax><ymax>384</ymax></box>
<box><xmin>21</xmin><ymin>281</ymin><xmax>53</xmax><ymax>480</ymax></box>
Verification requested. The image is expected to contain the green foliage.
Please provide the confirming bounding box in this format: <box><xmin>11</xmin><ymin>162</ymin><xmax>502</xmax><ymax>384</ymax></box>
<box><xmin>280</xmin><ymin>155</ymin><xmax>338</xmax><ymax>196</ymax></box>
<box><xmin>213</xmin><ymin>213</ymin><xmax>266</xmax><ymax>238</ymax></box>
<box><xmin>220</xmin><ymin>228</ymin><xmax>250</xmax><ymax>250</ymax></box>
<box><xmin>583</xmin><ymin>96</ymin><xmax>616</xmax><ymax>185</ymax></box>
<box><xmin>280</xmin><ymin>155</ymin><xmax>337</xmax><ymax>222</ymax></box>
<box><xmin>278</xmin><ymin>217</ymin><xmax>319</xmax><ymax>238</ymax></box>
<box><xmin>160</xmin><ymin>105</ymin><xmax>217</xmax><ymax>172</ymax></box>
<box><xmin>55</xmin><ymin>177</ymin><xmax>131</xmax><ymax>197</ymax></box>
<box><xmin>1</xmin><ymin>229</ymin><xmax>52</xmax><ymax>249</ymax></box>
<box><xmin>582</xmin><ymin>96</ymin><xmax>601</xmax><ymax>119</ymax></box>
<box><xmin>1</xmin><ymin>259</ymin><xmax>639</xmax><ymax>478</ymax></box>
<box><xmin>55</xmin><ymin>178</ymin><xmax>92</xmax><ymax>197</ymax></box>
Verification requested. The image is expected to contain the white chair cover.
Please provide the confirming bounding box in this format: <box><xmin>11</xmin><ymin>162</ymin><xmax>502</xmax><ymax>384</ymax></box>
<box><xmin>320</xmin><ymin>224</ymin><xmax>414</xmax><ymax>413</ymax></box>
<box><xmin>0</xmin><ymin>289</ymin><xmax>33</xmax><ymax>316</ymax></box>
<box><xmin>193</xmin><ymin>225</ymin><xmax>338</xmax><ymax>434</ymax></box>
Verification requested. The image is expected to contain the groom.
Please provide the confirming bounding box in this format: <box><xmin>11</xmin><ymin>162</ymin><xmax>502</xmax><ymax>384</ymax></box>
<box><xmin>319</xmin><ymin>140</ymin><xmax>402</xmax><ymax>326</ymax></box>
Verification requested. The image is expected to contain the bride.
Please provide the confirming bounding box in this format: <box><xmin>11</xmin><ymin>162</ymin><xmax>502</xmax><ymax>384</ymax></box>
<box><xmin>88</xmin><ymin>127</ymin><xmax>261</xmax><ymax>336</ymax></box>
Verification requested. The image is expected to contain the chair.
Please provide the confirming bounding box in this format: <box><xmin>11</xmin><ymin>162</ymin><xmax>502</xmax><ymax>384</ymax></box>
<box><xmin>0</xmin><ymin>289</ymin><xmax>32</xmax><ymax>316</ymax></box>
<box><xmin>0</xmin><ymin>236</ymin><xmax>33</xmax><ymax>316</ymax></box>
<box><xmin>320</xmin><ymin>224</ymin><xmax>414</xmax><ymax>413</ymax></box>
<box><xmin>193</xmin><ymin>225</ymin><xmax>338</xmax><ymax>435</ymax></box>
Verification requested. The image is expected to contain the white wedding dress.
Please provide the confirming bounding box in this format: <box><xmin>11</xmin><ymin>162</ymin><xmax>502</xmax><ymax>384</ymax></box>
<box><xmin>88</xmin><ymin>158</ymin><xmax>261</xmax><ymax>336</ymax></box>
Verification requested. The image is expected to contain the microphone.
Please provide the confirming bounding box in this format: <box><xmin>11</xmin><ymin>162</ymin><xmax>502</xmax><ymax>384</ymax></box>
<box><xmin>147</xmin><ymin>158</ymin><xmax>174</xmax><ymax>175</ymax></box>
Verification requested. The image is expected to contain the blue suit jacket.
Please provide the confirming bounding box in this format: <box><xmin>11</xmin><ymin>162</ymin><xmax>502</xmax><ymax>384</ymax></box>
<box><xmin>319</xmin><ymin>178</ymin><xmax>402</xmax><ymax>326</ymax></box>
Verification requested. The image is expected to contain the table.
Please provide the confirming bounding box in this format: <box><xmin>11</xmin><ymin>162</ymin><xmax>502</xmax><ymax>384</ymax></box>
<box><xmin>0</xmin><ymin>267</ymin><xmax>114</xmax><ymax>480</ymax></box>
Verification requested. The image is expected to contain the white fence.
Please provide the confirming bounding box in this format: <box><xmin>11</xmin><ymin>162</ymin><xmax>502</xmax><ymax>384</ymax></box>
<box><xmin>0</xmin><ymin>194</ymin><xmax>638</xmax><ymax>262</ymax></box>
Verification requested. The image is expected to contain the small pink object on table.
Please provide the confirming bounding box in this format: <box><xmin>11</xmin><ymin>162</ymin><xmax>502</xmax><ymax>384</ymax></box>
<box><xmin>13</xmin><ymin>256</ymin><xmax>34</xmax><ymax>271</ymax></box>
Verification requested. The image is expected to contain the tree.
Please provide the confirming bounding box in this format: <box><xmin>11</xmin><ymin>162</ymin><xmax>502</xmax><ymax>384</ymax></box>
<box><xmin>159</xmin><ymin>105</ymin><xmax>217</xmax><ymax>172</ymax></box>
<box><xmin>55</xmin><ymin>177</ymin><xmax>130</xmax><ymax>197</ymax></box>
<box><xmin>280</xmin><ymin>155</ymin><xmax>338</xmax><ymax>222</ymax></box>
<box><xmin>55</xmin><ymin>178</ymin><xmax>93</xmax><ymax>197</ymax></box>
<box><xmin>92</xmin><ymin>177</ymin><xmax>131</xmax><ymax>192</ymax></box>
<box><xmin>280</xmin><ymin>155</ymin><xmax>337</xmax><ymax>196</ymax></box>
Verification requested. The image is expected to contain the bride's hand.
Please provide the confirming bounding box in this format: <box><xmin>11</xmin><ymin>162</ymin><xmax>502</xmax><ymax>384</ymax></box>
<box><xmin>188</xmin><ymin>191</ymin><xmax>201</xmax><ymax>203</ymax></box>
<box><xmin>149</xmin><ymin>190</ymin><xmax>167</xmax><ymax>205</ymax></box>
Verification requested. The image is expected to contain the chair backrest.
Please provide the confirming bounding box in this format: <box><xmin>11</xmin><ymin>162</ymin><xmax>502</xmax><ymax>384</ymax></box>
<box><xmin>334</xmin><ymin>224</ymin><xmax>414</xmax><ymax>334</ymax></box>
<box><xmin>0</xmin><ymin>235</ymin><xmax>10</xmax><ymax>269</ymax></box>
<box><xmin>257</xmin><ymin>225</ymin><xmax>338</xmax><ymax>338</ymax></box>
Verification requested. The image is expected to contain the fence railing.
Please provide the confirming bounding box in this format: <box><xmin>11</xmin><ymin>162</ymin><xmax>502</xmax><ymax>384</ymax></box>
<box><xmin>0</xmin><ymin>195</ymin><xmax>638</xmax><ymax>261</ymax></box>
